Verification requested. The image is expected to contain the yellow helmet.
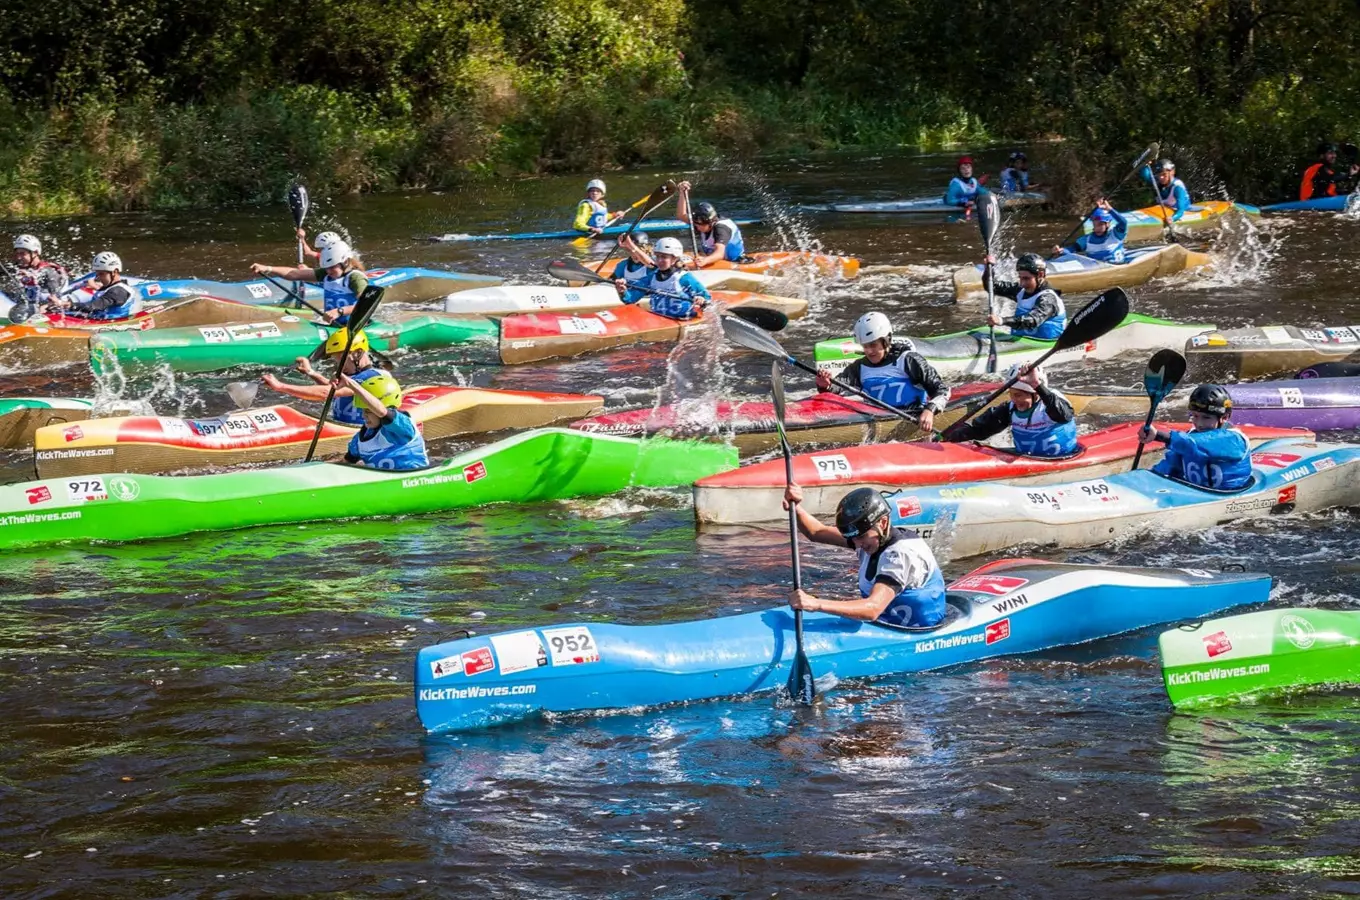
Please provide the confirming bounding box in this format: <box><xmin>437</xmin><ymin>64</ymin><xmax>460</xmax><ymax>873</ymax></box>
<box><xmin>322</xmin><ymin>327</ymin><xmax>369</xmax><ymax>356</ymax></box>
<box><xmin>355</xmin><ymin>372</ymin><xmax>403</xmax><ymax>411</ymax></box>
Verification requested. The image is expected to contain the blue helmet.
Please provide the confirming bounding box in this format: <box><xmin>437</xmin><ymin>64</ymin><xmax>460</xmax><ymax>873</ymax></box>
<box><xmin>1091</xmin><ymin>207</ymin><xmax>1115</xmax><ymax>223</ymax></box>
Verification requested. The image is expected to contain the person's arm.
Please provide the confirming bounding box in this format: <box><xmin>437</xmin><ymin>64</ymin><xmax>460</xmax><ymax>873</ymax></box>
<box><xmin>944</xmin><ymin>180</ymin><xmax>969</xmax><ymax>207</ymax></box>
<box><xmin>572</xmin><ymin>200</ymin><xmax>594</xmax><ymax>233</ymax></box>
<box><xmin>792</xmin><ymin>541</ymin><xmax>934</xmax><ymax>622</ymax></box>
<box><xmin>783</xmin><ymin>484</ymin><xmax>856</xmax><ymax>546</ymax></box>
<box><xmin>902</xmin><ymin>353</ymin><xmax>949</xmax><ymax>413</ymax></box>
<box><xmin>942</xmin><ymin>404</ymin><xmax>1011</xmax><ymax>443</ymax></box>
<box><xmin>76</xmin><ymin>283</ymin><xmax>135</xmax><ymax>314</ymax></box>
<box><xmin>1034</xmin><ymin>384</ymin><xmax>1075</xmax><ymax>423</ymax></box>
<box><xmin>39</xmin><ymin>267</ymin><xmax>68</xmax><ymax>303</ymax></box>
<box><xmin>620</xmin><ymin>285</ymin><xmax>646</xmax><ymax>305</ymax></box>
<box><xmin>260</xmin><ymin>376</ymin><xmax>344</xmax><ymax>402</ymax></box>
<box><xmin>820</xmin><ymin>358</ymin><xmax>862</xmax><ymax>393</ymax></box>
<box><xmin>339</xmin><ymin>372</ymin><xmax>384</xmax><ymax>412</ymax></box>
<box><xmin>1109</xmin><ymin>207</ymin><xmax>1129</xmax><ymax>240</ymax></box>
<box><xmin>980</xmin><ymin>268</ymin><xmax>1021</xmax><ymax>300</ymax></box>
<box><xmin>1004</xmin><ymin>291</ymin><xmax>1061</xmax><ymax>331</ymax></box>
<box><xmin>675</xmin><ymin>181</ymin><xmax>693</xmax><ymax>224</ymax></box>
<box><xmin>1171</xmin><ymin>182</ymin><xmax>1191</xmax><ymax>220</ymax></box>
<box><xmin>297</xmin><ymin>229</ymin><xmax>319</xmax><ymax>262</ymax></box>
<box><xmin>250</xmin><ymin>263</ymin><xmax>316</xmax><ymax>281</ymax></box>
<box><xmin>677</xmin><ymin>272</ymin><xmax>711</xmax><ymax>302</ymax></box>
<box><xmin>694</xmin><ymin>221</ymin><xmax>734</xmax><ymax>267</ymax></box>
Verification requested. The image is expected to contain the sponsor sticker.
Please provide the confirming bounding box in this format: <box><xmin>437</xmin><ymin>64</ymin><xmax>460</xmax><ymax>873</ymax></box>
<box><xmin>597</xmin><ymin>309</ymin><xmax>617</xmax><ymax>322</ymax></box>
<box><xmin>463</xmin><ymin>461</ymin><xmax>488</xmax><ymax>483</ymax></box>
<box><xmin>461</xmin><ymin>647</ymin><xmax>495</xmax><ymax>676</ymax></box>
<box><xmin>245</xmin><ymin>282</ymin><xmax>272</xmax><ymax>299</ymax></box>
<box><xmin>62</xmin><ymin>425</ymin><xmax>84</xmax><ymax>442</ymax></box>
<box><xmin>894</xmin><ymin>495</ymin><xmax>922</xmax><ymax>518</ymax></box>
<box><xmin>1277</xmin><ymin>387</ymin><xmax>1304</xmax><ymax>408</ymax></box>
<box><xmin>1280</xmin><ymin>614</ymin><xmax>1316</xmax><ymax>649</ymax></box>
<box><xmin>429</xmin><ymin>654</ymin><xmax>461</xmax><ymax>679</ymax></box>
<box><xmin>1262</xmin><ymin>325</ymin><xmax>1291</xmax><ymax>344</ymax></box>
<box><xmin>809</xmin><ymin>453</ymin><xmax>851</xmax><ymax>480</ymax></box>
<box><xmin>157</xmin><ymin>417</ymin><xmax>192</xmax><ymax>438</ymax></box>
<box><xmin>1326</xmin><ymin>327</ymin><xmax>1358</xmax><ymax>344</ymax></box>
<box><xmin>1300</xmin><ymin>328</ymin><xmax>1328</xmax><ymax>342</ymax></box>
<box><xmin>490</xmin><ymin>631</ymin><xmax>549</xmax><ymax>676</ymax></box>
<box><xmin>1251</xmin><ymin>451</ymin><xmax>1301</xmax><ymax>468</ymax></box>
<box><xmin>1189</xmin><ymin>335</ymin><xmax>1210</xmax><ymax>348</ymax></box>
<box><xmin>542</xmin><ymin>626</ymin><xmax>600</xmax><ymax>666</ymax></box>
<box><xmin>65</xmin><ymin>478</ymin><xmax>107</xmax><ymax>502</ymax></box>
<box><xmin>200</xmin><ymin>326</ymin><xmax>230</xmax><ymax>344</ymax></box>
<box><xmin>557</xmin><ymin>316</ymin><xmax>607</xmax><ymax>336</ymax></box>
<box><xmin>1202</xmin><ymin>630</ymin><xmax>1232</xmax><ymax>658</ymax></box>
<box><xmin>984</xmin><ymin>619</ymin><xmax>1011</xmax><ymax>645</ymax></box>
<box><xmin>25</xmin><ymin>486</ymin><xmax>52</xmax><ymax>505</ymax></box>
<box><xmin>144</xmin><ymin>283</ymin><xmax>162</xmax><ymax>297</ymax></box>
<box><xmin>1313</xmin><ymin>457</ymin><xmax>1337</xmax><ymax>471</ymax></box>
<box><xmin>106</xmin><ymin>476</ymin><xmax>140</xmax><ymax>502</ymax></box>
<box><xmin>951</xmin><ymin>574</ymin><xmax>1028</xmax><ymax>596</ymax></box>
<box><xmin>1277</xmin><ymin>485</ymin><xmax>1297</xmax><ymax>505</ymax></box>
<box><xmin>1180</xmin><ymin>568</ymin><xmax>1215</xmax><ymax>578</ymax></box>
<box><xmin>226</xmin><ymin>322</ymin><xmax>283</xmax><ymax>342</ymax></box>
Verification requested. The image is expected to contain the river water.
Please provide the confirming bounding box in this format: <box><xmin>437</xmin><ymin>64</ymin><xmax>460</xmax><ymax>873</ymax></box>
<box><xmin>3</xmin><ymin>152</ymin><xmax>1360</xmax><ymax>898</ymax></box>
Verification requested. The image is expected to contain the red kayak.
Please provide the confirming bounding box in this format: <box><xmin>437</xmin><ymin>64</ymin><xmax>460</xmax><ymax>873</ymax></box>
<box><xmin>692</xmin><ymin>422</ymin><xmax>1312</xmax><ymax>526</ymax></box>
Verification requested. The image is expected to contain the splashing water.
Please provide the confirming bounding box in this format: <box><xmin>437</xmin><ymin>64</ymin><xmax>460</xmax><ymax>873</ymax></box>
<box><xmin>90</xmin><ymin>359</ymin><xmax>199</xmax><ymax>418</ymax></box>
<box><xmin>1343</xmin><ymin>192</ymin><xmax>1360</xmax><ymax>220</ymax></box>
<box><xmin>1191</xmin><ymin>205</ymin><xmax>1280</xmax><ymax>289</ymax></box>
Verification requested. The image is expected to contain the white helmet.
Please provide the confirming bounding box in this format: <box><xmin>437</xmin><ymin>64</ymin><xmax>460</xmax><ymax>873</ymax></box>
<box><xmin>853</xmin><ymin>312</ymin><xmax>893</xmax><ymax>347</ymax></box>
<box><xmin>92</xmin><ymin>251</ymin><xmax>122</xmax><ymax>272</ymax></box>
<box><xmin>1005</xmin><ymin>362</ymin><xmax>1046</xmax><ymax>392</ymax></box>
<box><xmin>13</xmin><ymin>234</ymin><xmax>41</xmax><ymax>254</ymax></box>
<box><xmin>653</xmin><ymin>237</ymin><xmax>684</xmax><ymax>256</ymax></box>
<box><xmin>586</xmin><ymin>179</ymin><xmax>606</xmax><ymax>193</ymax></box>
<box><xmin>319</xmin><ymin>242</ymin><xmax>352</xmax><ymax>268</ymax></box>
<box><xmin>314</xmin><ymin>231</ymin><xmax>344</xmax><ymax>250</ymax></box>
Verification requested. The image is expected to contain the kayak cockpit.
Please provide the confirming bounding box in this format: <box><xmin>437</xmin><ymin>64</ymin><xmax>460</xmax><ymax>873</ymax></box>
<box><xmin>867</xmin><ymin>594</ymin><xmax>973</xmax><ymax>634</ymax></box>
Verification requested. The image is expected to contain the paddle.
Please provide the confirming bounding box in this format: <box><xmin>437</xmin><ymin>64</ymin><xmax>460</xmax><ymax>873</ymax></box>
<box><xmin>255</xmin><ymin>269</ymin><xmax>328</xmax><ymax>318</ymax></box>
<box><xmin>546</xmin><ymin>258</ymin><xmax>789</xmax><ymax>332</ymax></box>
<box><xmin>288</xmin><ymin>183</ymin><xmax>310</xmax><ymax>308</ymax></box>
<box><xmin>771</xmin><ymin>359</ymin><xmax>815</xmax><ymax>706</ymax></box>
<box><xmin>719</xmin><ymin>314</ymin><xmax>919</xmax><ymax>425</ymax></box>
<box><xmin>1130</xmin><ymin>348</ymin><xmax>1187</xmax><ymax>471</ymax></box>
<box><xmin>595</xmin><ymin>182</ymin><xmax>674</xmax><ymax>274</ymax></box>
<box><xmin>226</xmin><ymin>381</ymin><xmax>260</xmax><ymax>410</ymax></box>
<box><xmin>302</xmin><ymin>284</ymin><xmax>384</xmax><ymax>462</ymax></box>
<box><xmin>977</xmin><ymin>188</ymin><xmax>1001</xmax><ymax>373</ymax></box>
<box><xmin>1052</xmin><ymin>143</ymin><xmax>1159</xmax><ymax>256</ymax></box>
<box><xmin>939</xmin><ymin>287</ymin><xmax>1132</xmax><ymax>441</ymax></box>
<box><xmin>570</xmin><ymin>188</ymin><xmax>655</xmax><ymax>247</ymax></box>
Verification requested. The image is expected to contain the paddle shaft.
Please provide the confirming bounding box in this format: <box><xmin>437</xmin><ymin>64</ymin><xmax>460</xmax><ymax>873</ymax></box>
<box><xmin>1054</xmin><ymin>143</ymin><xmax>1160</xmax><ymax>253</ymax></box>
<box><xmin>289</xmin><ymin>184</ymin><xmax>310</xmax><ymax>306</ymax></box>
<box><xmin>257</xmin><ymin>270</ymin><xmax>327</xmax><ymax>317</ymax></box>
<box><xmin>1129</xmin><ymin>397</ymin><xmax>1164</xmax><ymax>471</ymax></box>
<box><xmin>597</xmin><ymin>183</ymin><xmax>673</xmax><ymax>273</ymax></box>
<box><xmin>792</xmin><ymin>356</ymin><xmax>919</xmax><ymax>423</ymax></box>
<box><xmin>771</xmin><ymin>361</ymin><xmax>814</xmax><ymax>706</ymax></box>
<box><xmin>978</xmin><ymin>190</ymin><xmax>1000</xmax><ymax>374</ymax></box>
<box><xmin>303</xmin><ymin>286</ymin><xmax>383</xmax><ymax>463</ymax></box>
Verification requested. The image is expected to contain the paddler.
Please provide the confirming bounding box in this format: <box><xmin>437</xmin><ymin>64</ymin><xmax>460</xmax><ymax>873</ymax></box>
<box><xmin>295</xmin><ymin>229</ymin><xmax>363</xmax><ymax>268</ymax></box>
<box><xmin>944</xmin><ymin>156</ymin><xmax>987</xmax><ymax>210</ymax></box>
<box><xmin>1299</xmin><ymin>143</ymin><xmax>1359</xmax><ymax>202</ymax></box>
<box><xmin>1000</xmin><ymin>151</ymin><xmax>1042</xmax><ymax>192</ymax></box>
<box><xmin>337</xmin><ymin>370</ymin><xmax>430</xmax><ymax>471</ymax></box>
<box><xmin>782</xmin><ymin>485</ymin><xmax>947</xmax><ymax>628</ymax></box>
<box><xmin>942</xmin><ymin>363</ymin><xmax>1077</xmax><ymax>457</ymax></box>
<box><xmin>48</xmin><ymin>252</ymin><xmax>139</xmax><ymax>320</ymax></box>
<box><xmin>1138</xmin><ymin>384</ymin><xmax>1251</xmax><ymax>490</ymax></box>
<box><xmin>676</xmin><ymin>182</ymin><xmax>746</xmax><ymax>265</ymax></box>
<box><xmin>983</xmin><ymin>253</ymin><xmax>1067</xmax><ymax>339</ymax></box>
<box><xmin>615</xmin><ymin>236</ymin><xmax>711</xmax><ymax>319</ymax></box>
<box><xmin>573</xmin><ymin>179</ymin><xmax>626</xmax><ymax>237</ymax></box>
<box><xmin>1052</xmin><ymin>199</ymin><xmax>1128</xmax><ymax>263</ymax></box>
<box><xmin>261</xmin><ymin>328</ymin><xmax>387</xmax><ymax>428</ymax></box>
<box><xmin>815</xmin><ymin>311</ymin><xmax>949</xmax><ymax>432</ymax></box>
<box><xmin>249</xmin><ymin>241</ymin><xmax>367</xmax><ymax>324</ymax></box>
<box><xmin>1140</xmin><ymin>158</ymin><xmax>1190</xmax><ymax>221</ymax></box>
<box><xmin>9</xmin><ymin>234</ymin><xmax>68</xmax><ymax>318</ymax></box>
<box><xmin>611</xmin><ymin>233</ymin><xmax>654</xmax><ymax>288</ymax></box>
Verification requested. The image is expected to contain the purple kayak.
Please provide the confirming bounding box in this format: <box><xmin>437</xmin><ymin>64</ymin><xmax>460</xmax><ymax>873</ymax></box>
<box><xmin>1227</xmin><ymin>377</ymin><xmax>1360</xmax><ymax>430</ymax></box>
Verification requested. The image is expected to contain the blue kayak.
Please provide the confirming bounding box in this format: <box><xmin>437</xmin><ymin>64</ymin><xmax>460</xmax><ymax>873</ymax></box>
<box><xmin>421</xmin><ymin>218</ymin><xmax>761</xmax><ymax>243</ymax></box>
<box><xmin>1261</xmin><ymin>195</ymin><xmax>1353</xmax><ymax>212</ymax></box>
<box><xmin>414</xmin><ymin>560</ymin><xmax>1270</xmax><ymax>734</ymax></box>
<box><xmin>118</xmin><ymin>267</ymin><xmax>501</xmax><ymax>306</ymax></box>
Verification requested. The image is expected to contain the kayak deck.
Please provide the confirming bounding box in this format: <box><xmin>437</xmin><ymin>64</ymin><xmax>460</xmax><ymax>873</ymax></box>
<box><xmin>952</xmin><ymin>245</ymin><xmax>1212</xmax><ymax>300</ymax></box>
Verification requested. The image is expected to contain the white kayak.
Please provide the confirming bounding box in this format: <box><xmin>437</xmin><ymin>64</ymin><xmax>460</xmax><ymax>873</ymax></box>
<box><xmin>441</xmin><ymin>270</ymin><xmax>776</xmax><ymax>315</ymax></box>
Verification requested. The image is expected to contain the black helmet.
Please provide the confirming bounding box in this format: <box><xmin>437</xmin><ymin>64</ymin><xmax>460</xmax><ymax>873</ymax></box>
<box><xmin>1189</xmin><ymin>384</ymin><xmax>1232</xmax><ymax>417</ymax></box>
<box><xmin>1016</xmin><ymin>252</ymin><xmax>1047</xmax><ymax>276</ymax></box>
<box><xmin>1319</xmin><ymin>142</ymin><xmax>1339</xmax><ymax>156</ymax></box>
<box><xmin>1154</xmin><ymin>158</ymin><xmax>1175</xmax><ymax>172</ymax></box>
<box><xmin>693</xmin><ymin>201</ymin><xmax>718</xmax><ymax>223</ymax></box>
<box><xmin>835</xmin><ymin>488</ymin><xmax>892</xmax><ymax>539</ymax></box>
<box><xmin>1008</xmin><ymin>150</ymin><xmax>1027</xmax><ymax>163</ymax></box>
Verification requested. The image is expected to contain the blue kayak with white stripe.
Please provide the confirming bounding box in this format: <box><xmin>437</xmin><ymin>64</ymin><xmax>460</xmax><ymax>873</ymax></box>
<box><xmin>118</xmin><ymin>267</ymin><xmax>502</xmax><ymax>306</ymax></box>
<box><xmin>422</xmin><ymin>218</ymin><xmax>762</xmax><ymax>243</ymax></box>
<box><xmin>414</xmin><ymin>559</ymin><xmax>1270</xmax><ymax>734</ymax></box>
<box><xmin>1261</xmin><ymin>195</ymin><xmax>1354</xmax><ymax>212</ymax></box>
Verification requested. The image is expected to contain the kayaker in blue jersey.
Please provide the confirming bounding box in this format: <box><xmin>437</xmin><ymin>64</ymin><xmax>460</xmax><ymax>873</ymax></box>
<box><xmin>337</xmin><ymin>370</ymin><xmax>430</xmax><ymax>471</ymax></box>
<box><xmin>1052</xmin><ymin>199</ymin><xmax>1128</xmax><ymax>263</ymax></box>
<box><xmin>49</xmin><ymin>252</ymin><xmax>139</xmax><ymax>320</ymax></box>
<box><xmin>782</xmin><ymin>486</ymin><xmax>947</xmax><ymax>628</ymax></box>
<box><xmin>611</xmin><ymin>233</ymin><xmax>655</xmax><ymax>288</ymax></box>
<box><xmin>1139</xmin><ymin>384</ymin><xmax>1251</xmax><ymax>491</ymax></box>
<box><xmin>262</xmin><ymin>328</ymin><xmax>387</xmax><ymax>428</ymax></box>
<box><xmin>573</xmin><ymin>179</ymin><xmax>626</xmax><ymax>236</ymax></box>
<box><xmin>676</xmin><ymin>181</ymin><xmax>746</xmax><ymax>265</ymax></box>
<box><xmin>815</xmin><ymin>311</ymin><xmax>949</xmax><ymax>432</ymax></box>
<box><xmin>944</xmin><ymin>363</ymin><xmax>1078</xmax><ymax>457</ymax></box>
<box><xmin>1000</xmin><ymin>151</ymin><xmax>1043</xmax><ymax>192</ymax></box>
<box><xmin>944</xmin><ymin>156</ymin><xmax>988</xmax><ymax>210</ymax></box>
<box><xmin>10</xmin><ymin>234</ymin><xmax>68</xmax><ymax>319</ymax></box>
<box><xmin>295</xmin><ymin>229</ymin><xmax>364</xmax><ymax>269</ymax></box>
<box><xmin>250</xmin><ymin>241</ymin><xmax>368</xmax><ymax>324</ymax></box>
<box><xmin>1140</xmin><ymin>158</ymin><xmax>1191</xmax><ymax>221</ymax></box>
<box><xmin>983</xmin><ymin>253</ymin><xmax>1067</xmax><ymax>339</ymax></box>
<box><xmin>615</xmin><ymin>237</ymin><xmax>711</xmax><ymax>320</ymax></box>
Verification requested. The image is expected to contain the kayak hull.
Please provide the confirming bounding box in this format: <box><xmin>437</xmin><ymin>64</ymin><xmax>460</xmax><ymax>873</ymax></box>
<box><xmin>1186</xmin><ymin>324</ymin><xmax>1360</xmax><ymax>380</ymax></box>
<box><xmin>1225</xmin><ymin>377</ymin><xmax>1360</xmax><ymax>431</ymax></box>
<box><xmin>952</xmin><ymin>245</ymin><xmax>1212</xmax><ymax>300</ymax></box>
<box><xmin>422</xmin><ymin>218</ymin><xmax>762</xmax><ymax>243</ymax></box>
<box><xmin>825</xmin><ymin>192</ymin><xmax>1048</xmax><ymax>214</ymax></box>
<box><xmin>413</xmin><ymin>560</ymin><xmax>1271</xmax><ymax>734</ymax></box>
<box><xmin>0</xmin><ymin>399</ymin><xmax>93</xmax><ymax>450</ymax></box>
<box><xmin>1084</xmin><ymin>200</ymin><xmax>1255</xmax><ymax>241</ymax></box>
<box><xmin>441</xmin><ymin>271</ymin><xmax>776</xmax><ymax>316</ymax></box>
<box><xmin>693</xmin><ymin>422</ymin><xmax>1308</xmax><ymax>525</ymax></box>
<box><xmin>33</xmin><ymin>387</ymin><xmax>605</xmax><ymax>477</ymax></box>
<box><xmin>1160</xmin><ymin>607</ymin><xmax>1360</xmax><ymax>707</ymax></box>
<box><xmin>0</xmin><ymin>428</ymin><xmax>737</xmax><ymax>549</ymax></box>
<box><xmin>883</xmin><ymin>438</ymin><xmax>1360</xmax><ymax>559</ymax></box>
<box><xmin>814</xmin><ymin>313</ymin><xmax>1214</xmax><ymax>379</ymax></box>
<box><xmin>1261</xmin><ymin>196</ymin><xmax>1353</xmax><ymax>213</ymax></box>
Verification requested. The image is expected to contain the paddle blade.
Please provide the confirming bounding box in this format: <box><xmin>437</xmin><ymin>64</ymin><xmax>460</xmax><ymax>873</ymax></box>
<box><xmin>727</xmin><ymin>306</ymin><xmax>788</xmax><ymax>333</ymax></box>
<box><xmin>770</xmin><ymin>359</ymin><xmax>787</xmax><ymax>423</ymax></box>
<box><xmin>547</xmin><ymin>258</ymin><xmax>609</xmax><ymax>284</ymax></box>
<box><xmin>1055</xmin><ymin>287</ymin><xmax>1130</xmax><ymax>350</ymax></box>
<box><xmin>720</xmin><ymin>313</ymin><xmax>788</xmax><ymax>359</ymax></box>
<box><xmin>642</xmin><ymin>181</ymin><xmax>673</xmax><ymax>211</ymax></box>
<box><xmin>289</xmin><ymin>183</ymin><xmax>309</xmax><ymax>229</ymax></box>
<box><xmin>1132</xmin><ymin>143</ymin><xmax>1160</xmax><ymax>172</ymax></box>
<box><xmin>1143</xmin><ymin>348</ymin><xmax>1187</xmax><ymax>401</ymax></box>
<box><xmin>787</xmin><ymin>649</ymin><xmax>816</xmax><ymax>705</ymax></box>
<box><xmin>349</xmin><ymin>285</ymin><xmax>385</xmax><ymax>333</ymax></box>
<box><xmin>226</xmin><ymin>381</ymin><xmax>259</xmax><ymax>410</ymax></box>
<box><xmin>977</xmin><ymin>188</ymin><xmax>1001</xmax><ymax>250</ymax></box>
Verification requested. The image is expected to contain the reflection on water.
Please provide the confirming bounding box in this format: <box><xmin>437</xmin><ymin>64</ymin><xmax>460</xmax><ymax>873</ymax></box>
<box><xmin>2</xmin><ymin>154</ymin><xmax>1360</xmax><ymax>896</ymax></box>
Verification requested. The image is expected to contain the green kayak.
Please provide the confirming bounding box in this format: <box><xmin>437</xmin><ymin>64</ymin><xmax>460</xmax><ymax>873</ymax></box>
<box><xmin>813</xmin><ymin>313</ymin><xmax>1213</xmax><ymax>378</ymax></box>
<box><xmin>1161</xmin><ymin>607</ymin><xmax>1360</xmax><ymax>708</ymax></box>
<box><xmin>90</xmin><ymin>312</ymin><xmax>500</xmax><ymax>375</ymax></box>
<box><xmin>0</xmin><ymin>428</ymin><xmax>736</xmax><ymax>549</ymax></box>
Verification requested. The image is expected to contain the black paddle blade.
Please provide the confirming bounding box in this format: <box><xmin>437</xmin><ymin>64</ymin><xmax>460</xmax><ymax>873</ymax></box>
<box><xmin>547</xmin><ymin>258</ymin><xmax>608</xmax><ymax>284</ymax></box>
<box><xmin>1298</xmin><ymin>361</ymin><xmax>1360</xmax><ymax>379</ymax></box>
<box><xmin>349</xmin><ymin>285</ymin><xmax>385</xmax><ymax>333</ymax></box>
<box><xmin>727</xmin><ymin>306</ymin><xmax>788</xmax><ymax>332</ymax></box>
<box><xmin>977</xmin><ymin>189</ymin><xmax>1001</xmax><ymax>249</ymax></box>
<box><xmin>1143</xmin><ymin>348</ymin><xmax>1187</xmax><ymax>401</ymax></box>
<box><xmin>1133</xmin><ymin>143</ymin><xmax>1160</xmax><ymax>172</ymax></box>
<box><xmin>787</xmin><ymin>650</ymin><xmax>816</xmax><ymax>705</ymax></box>
<box><xmin>644</xmin><ymin>181</ymin><xmax>673</xmax><ymax>209</ymax></box>
<box><xmin>720</xmin><ymin>313</ymin><xmax>787</xmax><ymax>358</ymax></box>
<box><xmin>1056</xmin><ymin>287</ymin><xmax>1130</xmax><ymax>350</ymax></box>
<box><xmin>289</xmin><ymin>183</ymin><xmax>309</xmax><ymax>228</ymax></box>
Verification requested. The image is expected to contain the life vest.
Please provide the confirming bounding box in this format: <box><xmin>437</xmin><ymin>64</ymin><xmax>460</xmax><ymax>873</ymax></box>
<box><xmin>1155</xmin><ymin>428</ymin><xmax>1252</xmax><ymax>490</ymax></box>
<box><xmin>612</xmin><ymin>258</ymin><xmax>650</xmax><ymax>287</ymax></box>
<box><xmin>857</xmin><ymin>355</ymin><xmax>930</xmax><ymax>408</ymax></box>
<box><xmin>580</xmin><ymin>198</ymin><xmax>609</xmax><ymax>230</ymax></box>
<box><xmin>699</xmin><ymin>218</ymin><xmax>745</xmax><ymax>261</ymax></box>
<box><xmin>347</xmin><ymin>410</ymin><xmax>429</xmax><ymax>471</ymax></box>
<box><xmin>1300</xmin><ymin>163</ymin><xmax>1338</xmax><ymax>201</ymax></box>
<box><xmin>86</xmin><ymin>281</ymin><xmax>139</xmax><ymax>320</ymax></box>
<box><xmin>331</xmin><ymin>365</ymin><xmax>383</xmax><ymax>427</ymax></box>
<box><xmin>945</xmin><ymin>177</ymin><xmax>980</xmax><ymax>206</ymax></box>
<box><xmin>1000</xmin><ymin>167</ymin><xmax>1028</xmax><ymax>192</ymax></box>
<box><xmin>321</xmin><ymin>268</ymin><xmax>360</xmax><ymax>324</ymax></box>
<box><xmin>1081</xmin><ymin>229</ymin><xmax>1126</xmax><ymax>264</ymax></box>
<box><xmin>16</xmin><ymin>260</ymin><xmax>67</xmax><ymax>303</ymax></box>
<box><xmin>857</xmin><ymin>529</ymin><xmax>948</xmax><ymax>628</ymax></box>
<box><xmin>627</xmin><ymin>268</ymin><xmax>709</xmax><ymax>320</ymax></box>
<box><xmin>1009</xmin><ymin>394</ymin><xmax>1078</xmax><ymax>457</ymax></box>
<box><xmin>1153</xmin><ymin>176</ymin><xmax>1187</xmax><ymax>209</ymax></box>
<box><xmin>1012</xmin><ymin>286</ymin><xmax>1066</xmax><ymax>339</ymax></box>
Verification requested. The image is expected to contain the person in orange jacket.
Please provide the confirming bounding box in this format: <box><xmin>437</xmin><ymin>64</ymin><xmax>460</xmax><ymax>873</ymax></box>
<box><xmin>1300</xmin><ymin>143</ymin><xmax>1359</xmax><ymax>201</ymax></box>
